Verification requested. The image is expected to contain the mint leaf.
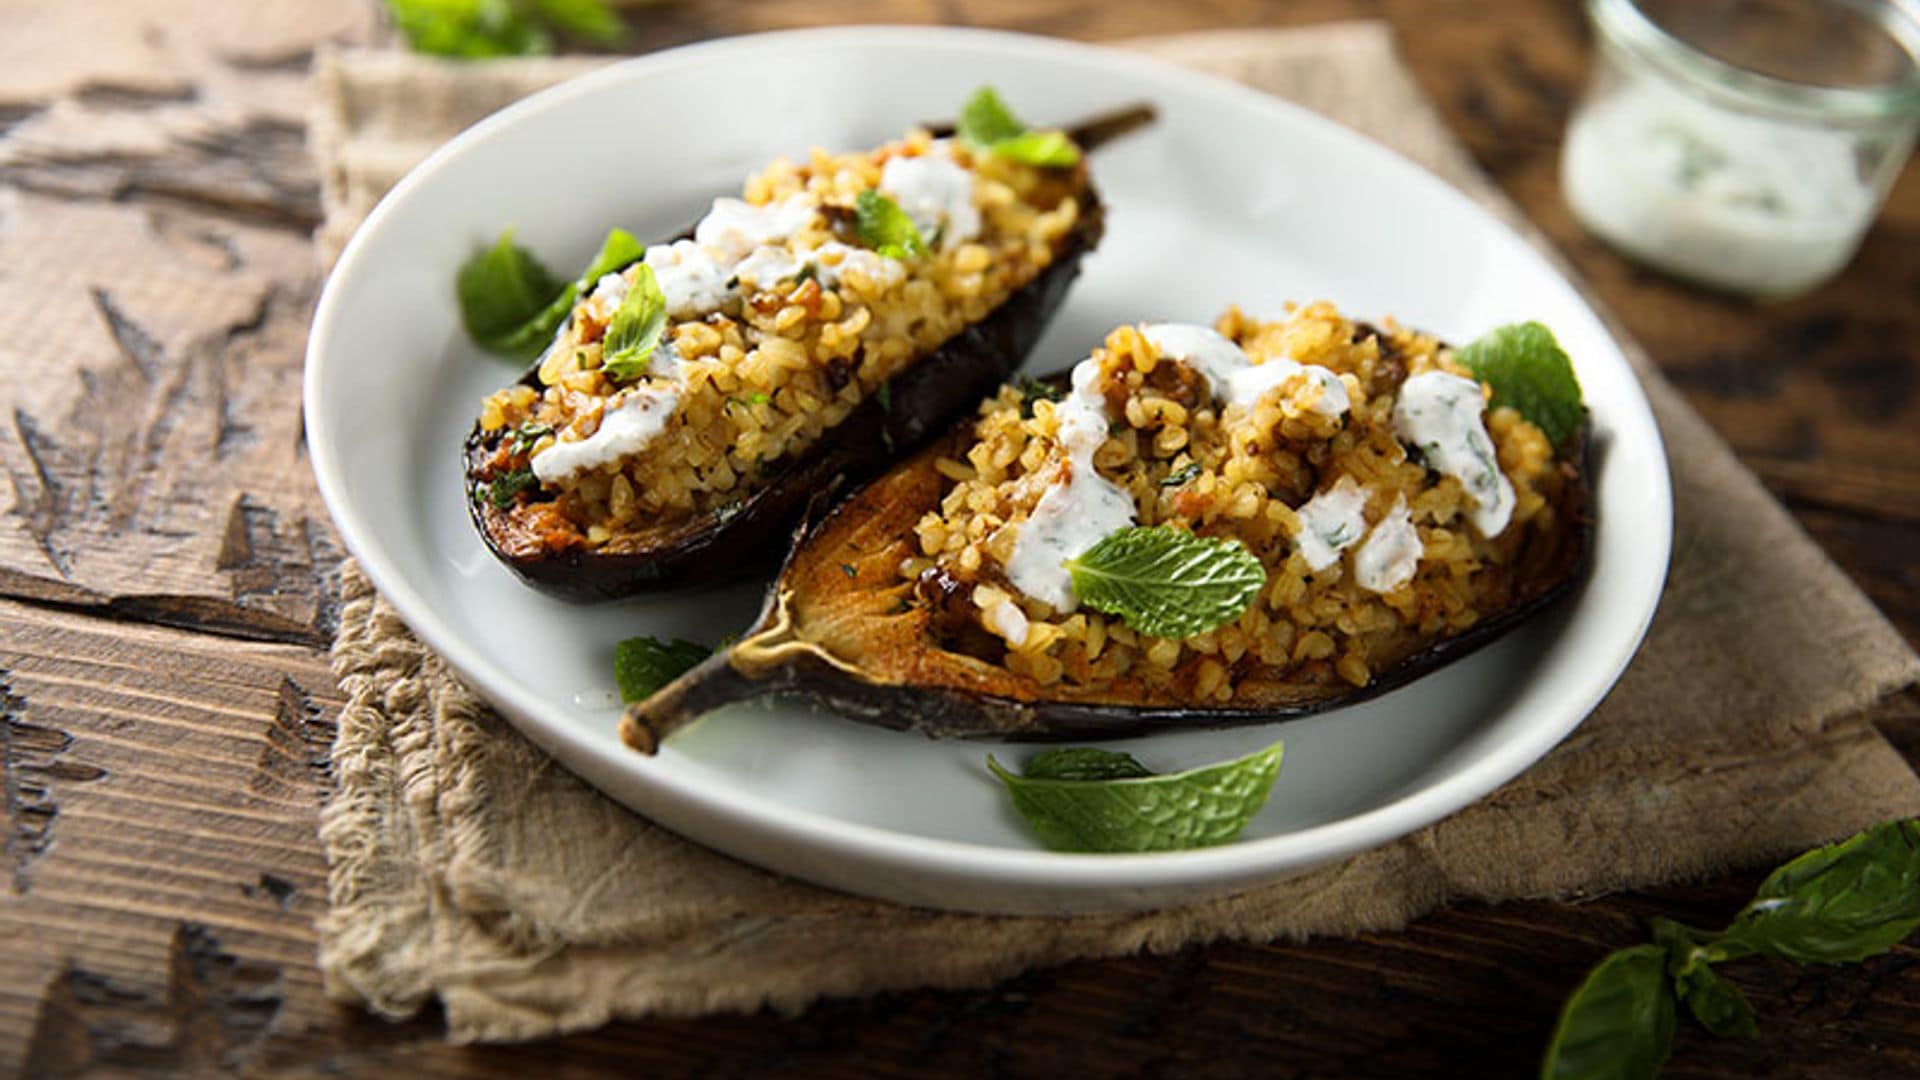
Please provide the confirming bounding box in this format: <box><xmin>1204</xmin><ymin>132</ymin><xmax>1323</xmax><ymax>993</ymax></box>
<box><xmin>1720</xmin><ymin>819</ymin><xmax>1920</xmax><ymax>963</ymax></box>
<box><xmin>958</xmin><ymin>86</ymin><xmax>1026</xmax><ymax>147</ymax></box>
<box><xmin>512</xmin><ymin>227</ymin><xmax>645</xmax><ymax>360</ymax></box>
<box><xmin>1541</xmin><ymin>944</ymin><xmax>1676</xmax><ymax>1080</ymax></box>
<box><xmin>987</xmin><ymin>742</ymin><xmax>1282</xmax><ymax>853</ymax></box>
<box><xmin>991</xmin><ymin>130</ymin><xmax>1080</xmax><ymax>167</ymax></box>
<box><xmin>1023</xmin><ymin>748</ymin><xmax>1153</xmax><ymax>782</ymax></box>
<box><xmin>524</xmin><ymin>0</ymin><xmax>622</xmax><ymax>43</ymax></box>
<box><xmin>457</xmin><ymin>227</ymin><xmax>643</xmax><ymax>360</ymax></box>
<box><xmin>457</xmin><ymin>228</ymin><xmax>564</xmax><ymax>354</ymax></box>
<box><xmin>602</xmin><ymin>263</ymin><xmax>669</xmax><ymax>381</ymax></box>
<box><xmin>386</xmin><ymin>0</ymin><xmax>550</xmax><ymax>57</ymax></box>
<box><xmin>613</xmin><ymin>636</ymin><xmax>711</xmax><ymax>703</ymax></box>
<box><xmin>854</xmin><ymin>190</ymin><xmax>927</xmax><ymax>260</ymax></box>
<box><xmin>1455</xmin><ymin>321</ymin><xmax>1584</xmax><ymax>447</ymax></box>
<box><xmin>386</xmin><ymin>0</ymin><xmax>623</xmax><ymax>56</ymax></box>
<box><xmin>1066</xmin><ymin>526</ymin><xmax>1266</xmax><ymax>640</ymax></box>
<box><xmin>956</xmin><ymin>86</ymin><xmax>1081</xmax><ymax>167</ymax></box>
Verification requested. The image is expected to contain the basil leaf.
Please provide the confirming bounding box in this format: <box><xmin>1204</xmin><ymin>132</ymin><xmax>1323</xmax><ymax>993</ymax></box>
<box><xmin>956</xmin><ymin>86</ymin><xmax>1082</xmax><ymax>168</ymax></box>
<box><xmin>1023</xmin><ymin>748</ymin><xmax>1153</xmax><ymax>782</ymax></box>
<box><xmin>854</xmin><ymin>190</ymin><xmax>927</xmax><ymax>260</ymax></box>
<box><xmin>958</xmin><ymin>86</ymin><xmax>1026</xmax><ymax>147</ymax></box>
<box><xmin>987</xmin><ymin>742</ymin><xmax>1282</xmax><ymax>853</ymax></box>
<box><xmin>385</xmin><ymin>0</ymin><xmax>551</xmax><ymax>58</ymax></box>
<box><xmin>1720</xmin><ymin>819</ymin><xmax>1920</xmax><ymax>963</ymax></box>
<box><xmin>990</xmin><ymin>130</ymin><xmax>1080</xmax><ymax>167</ymax></box>
<box><xmin>523</xmin><ymin>0</ymin><xmax>622</xmax><ymax>43</ymax></box>
<box><xmin>1672</xmin><ymin>964</ymin><xmax>1757</xmax><ymax>1039</ymax></box>
<box><xmin>1455</xmin><ymin>321</ymin><xmax>1584</xmax><ymax>447</ymax></box>
<box><xmin>457</xmin><ymin>228</ymin><xmax>564</xmax><ymax>354</ymax></box>
<box><xmin>1541</xmin><ymin>944</ymin><xmax>1676</xmax><ymax>1080</ymax></box>
<box><xmin>602</xmin><ymin>264</ymin><xmax>670</xmax><ymax>382</ymax></box>
<box><xmin>1066</xmin><ymin>526</ymin><xmax>1266</xmax><ymax>640</ymax></box>
<box><xmin>613</xmin><ymin>636</ymin><xmax>711</xmax><ymax>703</ymax></box>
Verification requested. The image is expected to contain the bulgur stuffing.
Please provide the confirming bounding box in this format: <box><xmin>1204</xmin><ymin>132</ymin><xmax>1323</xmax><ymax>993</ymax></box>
<box><xmin>472</xmin><ymin>129</ymin><xmax>1085</xmax><ymax>556</ymax></box>
<box><xmin>900</xmin><ymin>302</ymin><xmax>1576</xmax><ymax>701</ymax></box>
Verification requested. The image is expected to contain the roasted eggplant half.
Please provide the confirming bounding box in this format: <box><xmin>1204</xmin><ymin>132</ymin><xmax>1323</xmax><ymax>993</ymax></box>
<box><xmin>622</xmin><ymin>306</ymin><xmax>1593</xmax><ymax>750</ymax></box>
<box><xmin>465</xmin><ymin>97</ymin><xmax>1153</xmax><ymax>600</ymax></box>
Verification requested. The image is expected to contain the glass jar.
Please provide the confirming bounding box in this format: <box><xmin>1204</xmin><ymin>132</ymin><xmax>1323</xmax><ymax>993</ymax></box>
<box><xmin>1562</xmin><ymin>0</ymin><xmax>1920</xmax><ymax>298</ymax></box>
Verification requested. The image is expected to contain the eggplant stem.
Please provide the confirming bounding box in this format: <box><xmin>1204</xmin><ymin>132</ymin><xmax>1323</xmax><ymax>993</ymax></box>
<box><xmin>925</xmin><ymin>102</ymin><xmax>1157</xmax><ymax>153</ymax></box>
<box><xmin>620</xmin><ymin>590</ymin><xmax>857</xmax><ymax>754</ymax></box>
<box><xmin>1065</xmin><ymin>103</ymin><xmax>1157</xmax><ymax>153</ymax></box>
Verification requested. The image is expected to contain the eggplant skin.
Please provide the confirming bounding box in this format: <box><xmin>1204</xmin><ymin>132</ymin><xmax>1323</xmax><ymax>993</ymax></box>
<box><xmin>463</xmin><ymin>187</ymin><xmax>1106</xmax><ymax>601</ymax></box>
<box><xmin>622</xmin><ymin>381</ymin><xmax>1594</xmax><ymax>751</ymax></box>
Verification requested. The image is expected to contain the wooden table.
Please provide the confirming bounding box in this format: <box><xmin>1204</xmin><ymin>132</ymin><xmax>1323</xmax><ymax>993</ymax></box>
<box><xmin>2</xmin><ymin>1</ymin><xmax>1916</xmax><ymax>1074</ymax></box>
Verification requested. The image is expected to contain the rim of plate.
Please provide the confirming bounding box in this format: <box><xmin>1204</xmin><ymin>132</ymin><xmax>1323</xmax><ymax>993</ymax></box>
<box><xmin>305</xmin><ymin>25</ymin><xmax>1672</xmax><ymax>894</ymax></box>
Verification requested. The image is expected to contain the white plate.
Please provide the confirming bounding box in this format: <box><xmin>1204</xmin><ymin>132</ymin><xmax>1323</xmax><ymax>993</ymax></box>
<box><xmin>306</xmin><ymin>27</ymin><xmax>1671</xmax><ymax>914</ymax></box>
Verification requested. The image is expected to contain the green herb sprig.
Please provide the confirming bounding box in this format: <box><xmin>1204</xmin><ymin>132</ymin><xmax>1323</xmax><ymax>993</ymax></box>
<box><xmin>456</xmin><ymin>227</ymin><xmax>643</xmax><ymax>359</ymax></box>
<box><xmin>957</xmin><ymin>87</ymin><xmax>1082</xmax><ymax>168</ymax></box>
<box><xmin>1066</xmin><ymin>526</ymin><xmax>1266</xmax><ymax>640</ymax></box>
<box><xmin>1542</xmin><ymin>819</ymin><xmax>1920</xmax><ymax>1080</ymax></box>
<box><xmin>385</xmin><ymin>0</ymin><xmax>623</xmax><ymax>59</ymax></box>
<box><xmin>988</xmin><ymin>743</ymin><xmax>1283</xmax><ymax>853</ymax></box>
<box><xmin>613</xmin><ymin>636</ymin><xmax>713</xmax><ymax>703</ymax></box>
<box><xmin>1456</xmin><ymin>321</ymin><xmax>1585</xmax><ymax>447</ymax></box>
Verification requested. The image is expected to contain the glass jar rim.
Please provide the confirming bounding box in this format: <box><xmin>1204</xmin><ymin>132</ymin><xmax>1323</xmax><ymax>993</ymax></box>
<box><xmin>1589</xmin><ymin>0</ymin><xmax>1920</xmax><ymax>121</ymax></box>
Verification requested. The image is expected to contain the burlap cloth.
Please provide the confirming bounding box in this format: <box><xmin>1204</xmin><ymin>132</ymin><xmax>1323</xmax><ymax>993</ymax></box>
<box><xmin>310</xmin><ymin>22</ymin><xmax>1920</xmax><ymax>1044</ymax></box>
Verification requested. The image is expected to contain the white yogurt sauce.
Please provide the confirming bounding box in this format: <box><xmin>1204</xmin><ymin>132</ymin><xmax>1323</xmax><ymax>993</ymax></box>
<box><xmin>1142</xmin><ymin>323</ymin><xmax>1350</xmax><ymax>418</ymax></box>
<box><xmin>533</xmin><ymin>342</ymin><xmax>685</xmax><ymax>483</ymax></box>
<box><xmin>693</xmin><ymin>195</ymin><xmax>816</xmax><ymax>261</ymax></box>
<box><xmin>1353</xmin><ymin>497</ymin><xmax>1422</xmax><ymax>593</ymax></box>
<box><xmin>732</xmin><ymin>246</ymin><xmax>801</xmax><ymax>288</ymax></box>
<box><xmin>1562</xmin><ymin>79</ymin><xmax>1877</xmax><ymax>298</ymax></box>
<box><xmin>1391</xmin><ymin>371</ymin><xmax>1514</xmax><ymax>538</ymax></box>
<box><xmin>643</xmin><ymin>240</ymin><xmax>732</xmax><ymax>318</ymax></box>
<box><xmin>880</xmin><ymin>147</ymin><xmax>981</xmax><ymax>250</ymax></box>
<box><xmin>975</xmin><ymin>587</ymin><xmax>1031</xmax><ymax>647</ymax></box>
<box><xmin>1292</xmin><ymin>477</ymin><xmax>1370</xmax><ymax>572</ymax></box>
<box><xmin>1004</xmin><ymin>360</ymin><xmax>1138</xmax><ymax>610</ymax></box>
<box><xmin>811</xmin><ymin>241</ymin><xmax>906</xmax><ymax>288</ymax></box>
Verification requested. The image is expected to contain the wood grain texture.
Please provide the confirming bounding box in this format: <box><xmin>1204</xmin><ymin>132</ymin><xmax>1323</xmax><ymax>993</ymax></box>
<box><xmin>0</xmin><ymin>0</ymin><xmax>1915</xmax><ymax>1074</ymax></box>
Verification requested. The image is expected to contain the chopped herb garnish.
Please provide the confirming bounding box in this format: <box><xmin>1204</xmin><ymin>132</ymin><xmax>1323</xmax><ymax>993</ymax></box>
<box><xmin>749</xmin><ymin>391</ymin><xmax>770</xmax><ymax>405</ymax></box>
<box><xmin>486</xmin><ymin>467</ymin><xmax>538</xmax><ymax>507</ymax></box>
<box><xmin>1161</xmin><ymin>463</ymin><xmax>1202</xmax><ymax>488</ymax></box>
<box><xmin>839</xmin><ymin>563</ymin><xmax>858</xmax><ymax>578</ymax></box>
<box><xmin>509</xmin><ymin>420</ymin><xmax>553</xmax><ymax>456</ymax></box>
<box><xmin>1015</xmin><ymin>375</ymin><xmax>1064</xmax><ymax>416</ymax></box>
<box><xmin>876</xmin><ymin>382</ymin><xmax>893</xmax><ymax>414</ymax></box>
<box><xmin>793</xmin><ymin>263</ymin><xmax>819</xmax><ymax>285</ymax></box>
<box><xmin>853</xmin><ymin>190</ymin><xmax>927</xmax><ymax>260</ymax></box>
<box><xmin>987</xmin><ymin>742</ymin><xmax>1283</xmax><ymax>852</ymax></box>
<box><xmin>956</xmin><ymin>86</ymin><xmax>1082</xmax><ymax>168</ymax></box>
<box><xmin>612</xmin><ymin>635</ymin><xmax>710</xmax><ymax>703</ymax></box>
<box><xmin>601</xmin><ymin>263</ymin><xmax>668</xmax><ymax>381</ymax></box>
